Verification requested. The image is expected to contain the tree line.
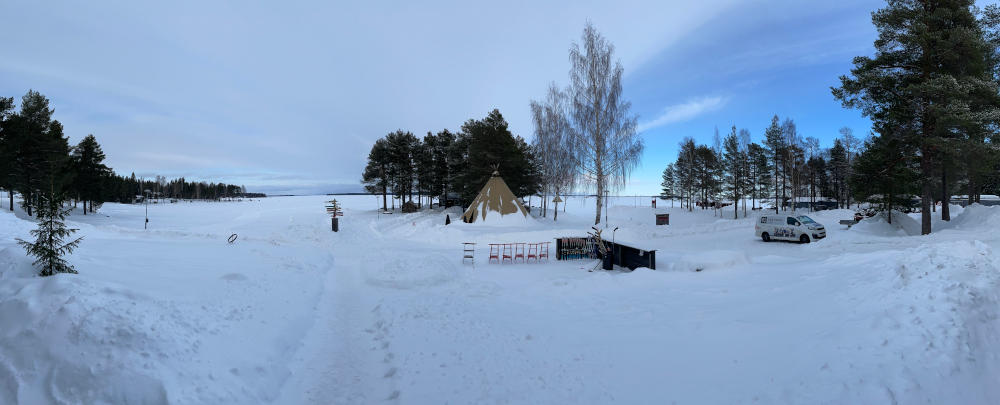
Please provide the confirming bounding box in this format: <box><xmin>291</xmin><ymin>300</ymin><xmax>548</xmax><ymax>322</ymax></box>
<box><xmin>361</xmin><ymin>109</ymin><xmax>540</xmax><ymax>212</ymax></box>
<box><xmin>660</xmin><ymin>116</ymin><xmax>864</xmax><ymax>219</ymax></box>
<box><xmin>0</xmin><ymin>90</ymin><xmax>258</xmax><ymax>216</ymax></box>
<box><xmin>0</xmin><ymin>90</ymin><xmax>260</xmax><ymax>276</ymax></box>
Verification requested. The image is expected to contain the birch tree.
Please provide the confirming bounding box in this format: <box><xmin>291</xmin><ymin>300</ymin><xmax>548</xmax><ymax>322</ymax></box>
<box><xmin>530</xmin><ymin>83</ymin><xmax>578</xmax><ymax>220</ymax></box>
<box><xmin>567</xmin><ymin>21</ymin><xmax>644</xmax><ymax>225</ymax></box>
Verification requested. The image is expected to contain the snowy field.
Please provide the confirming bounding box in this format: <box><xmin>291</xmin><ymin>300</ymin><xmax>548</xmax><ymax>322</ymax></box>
<box><xmin>1</xmin><ymin>195</ymin><xmax>999</xmax><ymax>404</ymax></box>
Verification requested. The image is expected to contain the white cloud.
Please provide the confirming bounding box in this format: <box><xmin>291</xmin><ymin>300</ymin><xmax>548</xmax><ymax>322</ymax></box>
<box><xmin>638</xmin><ymin>96</ymin><xmax>727</xmax><ymax>132</ymax></box>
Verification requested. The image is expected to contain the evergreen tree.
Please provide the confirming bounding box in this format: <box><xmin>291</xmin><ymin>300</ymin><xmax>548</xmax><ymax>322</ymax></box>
<box><xmin>829</xmin><ymin>139</ymin><xmax>848</xmax><ymax>208</ymax></box>
<box><xmin>361</xmin><ymin>138</ymin><xmax>390</xmax><ymax>210</ymax></box>
<box><xmin>660</xmin><ymin>163</ymin><xmax>675</xmax><ymax>206</ymax></box>
<box><xmin>71</xmin><ymin>134</ymin><xmax>109</xmax><ymax>214</ymax></box>
<box><xmin>763</xmin><ymin>115</ymin><xmax>784</xmax><ymax>213</ymax></box>
<box><xmin>454</xmin><ymin>110</ymin><xmax>536</xmax><ymax>202</ymax></box>
<box><xmin>722</xmin><ymin>126</ymin><xmax>744</xmax><ymax>219</ymax></box>
<box><xmin>747</xmin><ymin>142</ymin><xmax>771</xmax><ymax>210</ymax></box>
<box><xmin>432</xmin><ymin>129</ymin><xmax>456</xmax><ymax>207</ymax></box>
<box><xmin>676</xmin><ymin>138</ymin><xmax>698</xmax><ymax>211</ymax></box>
<box><xmin>16</xmin><ymin>187</ymin><xmax>83</xmax><ymax>276</ymax></box>
<box><xmin>0</xmin><ymin>96</ymin><xmax>16</xmax><ymax>211</ymax></box>
<box><xmin>850</xmin><ymin>134</ymin><xmax>921</xmax><ymax>222</ymax></box>
<box><xmin>833</xmin><ymin>0</ymin><xmax>998</xmax><ymax>234</ymax></box>
<box><xmin>15</xmin><ymin>105</ymin><xmax>79</xmax><ymax>276</ymax></box>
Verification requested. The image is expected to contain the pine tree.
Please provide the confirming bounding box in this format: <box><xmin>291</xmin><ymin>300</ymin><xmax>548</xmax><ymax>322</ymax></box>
<box><xmin>432</xmin><ymin>129</ymin><xmax>456</xmax><ymax>207</ymax></box>
<box><xmin>763</xmin><ymin>115</ymin><xmax>783</xmax><ymax>213</ymax></box>
<box><xmin>829</xmin><ymin>139</ymin><xmax>848</xmax><ymax>208</ymax></box>
<box><xmin>0</xmin><ymin>96</ymin><xmax>16</xmax><ymax>211</ymax></box>
<box><xmin>850</xmin><ymin>134</ymin><xmax>921</xmax><ymax>223</ymax></box>
<box><xmin>833</xmin><ymin>0</ymin><xmax>998</xmax><ymax>234</ymax></box>
<box><xmin>71</xmin><ymin>134</ymin><xmax>109</xmax><ymax>214</ymax></box>
<box><xmin>361</xmin><ymin>138</ymin><xmax>390</xmax><ymax>210</ymax></box>
<box><xmin>722</xmin><ymin>126</ymin><xmax>743</xmax><ymax>219</ymax></box>
<box><xmin>661</xmin><ymin>163</ymin><xmax>675</xmax><ymax>206</ymax></box>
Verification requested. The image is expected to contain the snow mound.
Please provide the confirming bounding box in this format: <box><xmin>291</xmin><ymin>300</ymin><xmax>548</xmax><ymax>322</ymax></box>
<box><xmin>672</xmin><ymin>250</ymin><xmax>754</xmax><ymax>272</ymax></box>
<box><xmin>939</xmin><ymin>203</ymin><xmax>1000</xmax><ymax>232</ymax></box>
<box><xmin>361</xmin><ymin>251</ymin><xmax>461</xmax><ymax>289</ymax></box>
<box><xmin>840</xmin><ymin>240</ymin><xmax>1000</xmax><ymax>401</ymax></box>
<box><xmin>849</xmin><ymin>211</ymin><xmax>920</xmax><ymax>237</ymax></box>
<box><xmin>0</xmin><ymin>276</ymin><xmax>183</xmax><ymax>404</ymax></box>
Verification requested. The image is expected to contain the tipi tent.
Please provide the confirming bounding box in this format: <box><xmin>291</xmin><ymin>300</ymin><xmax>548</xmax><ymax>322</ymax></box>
<box><xmin>461</xmin><ymin>171</ymin><xmax>528</xmax><ymax>223</ymax></box>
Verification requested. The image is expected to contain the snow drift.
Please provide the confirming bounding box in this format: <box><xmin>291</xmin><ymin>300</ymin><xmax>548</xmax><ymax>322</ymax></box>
<box><xmin>849</xmin><ymin>210</ymin><xmax>921</xmax><ymax>237</ymax></box>
<box><xmin>672</xmin><ymin>250</ymin><xmax>754</xmax><ymax>272</ymax></box>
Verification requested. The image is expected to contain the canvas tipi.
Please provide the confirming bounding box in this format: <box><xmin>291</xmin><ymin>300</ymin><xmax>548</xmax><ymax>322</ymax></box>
<box><xmin>460</xmin><ymin>170</ymin><xmax>528</xmax><ymax>223</ymax></box>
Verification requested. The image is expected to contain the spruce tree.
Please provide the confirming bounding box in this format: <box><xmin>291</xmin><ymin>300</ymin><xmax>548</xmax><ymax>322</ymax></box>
<box><xmin>17</xmin><ymin>186</ymin><xmax>82</xmax><ymax>276</ymax></box>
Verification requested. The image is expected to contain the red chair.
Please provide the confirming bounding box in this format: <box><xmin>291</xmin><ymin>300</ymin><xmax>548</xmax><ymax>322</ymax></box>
<box><xmin>489</xmin><ymin>244</ymin><xmax>500</xmax><ymax>264</ymax></box>
<box><xmin>526</xmin><ymin>243</ymin><xmax>538</xmax><ymax>263</ymax></box>
<box><xmin>502</xmin><ymin>244</ymin><xmax>513</xmax><ymax>264</ymax></box>
<box><xmin>539</xmin><ymin>242</ymin><xmax>550</xmax><ymax>262</ymax></box>
<box><xmin>514</xmin><ymin>243</ymin><xmax>526</xmax><ymax>263</ymax></box>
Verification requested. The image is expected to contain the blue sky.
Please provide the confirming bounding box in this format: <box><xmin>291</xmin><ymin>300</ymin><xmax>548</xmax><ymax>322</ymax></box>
<box><xmin>2</xmin><ymin>0</ymin><xmax>990</xmax><ymax>195</ymax></box>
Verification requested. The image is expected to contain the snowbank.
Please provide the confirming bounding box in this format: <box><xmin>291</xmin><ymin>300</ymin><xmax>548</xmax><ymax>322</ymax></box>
<box><xmin>939</xmin><ymin>203</ymin><xmax>1000</xmax><ymax>232</ymax></box>
<box><xmin>849</xmin><ymin>211</ymin><xmax>921</xmax><ymax>237</ymax></box>
<box><xmin>672</xmin><ymin>250</ymin><xmax>754</xmax><ymax>272</ymax></box>
<box><xmin>835</xmin><ymin>240</ymin><xmax>1000</xmax><ymax>402</ymax></box>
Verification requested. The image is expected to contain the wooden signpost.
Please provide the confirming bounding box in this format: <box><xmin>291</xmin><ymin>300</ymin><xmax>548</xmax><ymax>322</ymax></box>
<box><xmin>326</xmin><ymin>199</ymin><xmax>342</xmax><ymax>232</ymax></box>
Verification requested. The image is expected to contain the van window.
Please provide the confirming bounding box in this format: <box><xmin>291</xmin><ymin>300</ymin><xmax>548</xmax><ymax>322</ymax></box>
<box><xmin>797</xmin><ymin>216</ymin><xmax>816</xmax><ymax>224</ymax></box>
<box><xmin>787</xmin><ymin>217</ymin><xmax>798</xmax><ymax>226</ymax></box>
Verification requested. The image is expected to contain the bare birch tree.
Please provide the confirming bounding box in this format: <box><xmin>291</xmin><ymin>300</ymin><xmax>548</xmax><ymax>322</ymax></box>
<box><xmin>530</xmin><ymin>82</ymin><xmax>578</xmax><ymax>221</ymax></box>
<box><xmin>567</xmin><ymin>21</ymin><xmax>644</xmax><ymax>225</ymax></box>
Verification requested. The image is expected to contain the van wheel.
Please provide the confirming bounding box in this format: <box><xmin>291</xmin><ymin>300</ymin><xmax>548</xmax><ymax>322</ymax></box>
<box><xmin>762</xmin><ymin>233</ymin><xmax>770</xmax><ymax>242</ymax></box>
<box><xmin>800</xmin><ymin>235</ymin><xmax>810</xmax><ymax>244</ymax></box>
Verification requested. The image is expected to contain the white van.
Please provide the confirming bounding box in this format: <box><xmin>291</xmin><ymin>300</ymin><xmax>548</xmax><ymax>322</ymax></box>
<box><xmin>755</xmin><ymin>215</ymin><xmax>826</xmax><ymax>243</ymax></box>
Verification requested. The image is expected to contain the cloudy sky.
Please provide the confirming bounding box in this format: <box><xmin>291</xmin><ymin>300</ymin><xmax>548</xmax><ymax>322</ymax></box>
<box><xmin>2</xmin><ymin>0</ymin><xmax>974</xmax><ymax>195</ymax></box>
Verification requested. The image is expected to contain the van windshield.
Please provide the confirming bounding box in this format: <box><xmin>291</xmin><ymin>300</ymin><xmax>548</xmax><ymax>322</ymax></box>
<box><xmin>797</xmin><ymin>216</ymin><xmax>817</xmax><ymax>224</ymax></box>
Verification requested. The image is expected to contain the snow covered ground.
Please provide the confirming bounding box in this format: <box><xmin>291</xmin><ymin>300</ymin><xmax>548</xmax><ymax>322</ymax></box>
<box><xmin>1</xmin><ymin>195</ymin><xmax>999</xmax><ymax>404</ymax></box>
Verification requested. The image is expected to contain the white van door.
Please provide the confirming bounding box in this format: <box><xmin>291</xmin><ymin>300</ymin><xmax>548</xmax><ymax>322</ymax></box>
<box><xmin>772</xmin><ymin>216</ymin><xmax>800</xmax><ymax>240</ymax></box>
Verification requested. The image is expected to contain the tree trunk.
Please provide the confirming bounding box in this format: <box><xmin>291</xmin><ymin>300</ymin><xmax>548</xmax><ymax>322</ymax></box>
<box><xmin>594</xmin><ymin>168</ymin><xmax>604</xmax><ymax>225</ymax></box>
<box><xmin>920</xmin><ymin>151</ymin><xmax>932</xmax><ymax>235</ymax></box>
<box><xmin>941</xmin><ymin>168</ymin><xmax>950</xmax><ymax>221</ymax></box>
<box><xmin>83</xmin><ymin>200</ymin><xmax>87</xmax><ymax>215</ymax></box>
<box><xmin>968</xmin><ymin>170</ymin><xmax>974</xmax><ymax>206</ymax></box>
<box><xmin>553</xmin><ymin>201</ymin><xmax>559</xmax><ymax>221</ymax></box>
<box><xmin>774</xmin><ymin>154</ymin><xmax>779</xmax><ymax>214</ymax></box>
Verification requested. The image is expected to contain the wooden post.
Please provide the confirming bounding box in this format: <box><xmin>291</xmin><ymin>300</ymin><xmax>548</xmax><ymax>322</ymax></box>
<box><xmin>332</xmin><ymin>217</ymin><xmax>339</xmax><ymax>232</ymax></box>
